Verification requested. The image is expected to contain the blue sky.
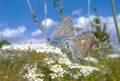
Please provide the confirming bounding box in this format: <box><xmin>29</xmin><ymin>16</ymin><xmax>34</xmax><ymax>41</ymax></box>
<box><xmin>0</xmin><ymin>0</ymin><xmax>120</xmax><ymax>43</ymax></box>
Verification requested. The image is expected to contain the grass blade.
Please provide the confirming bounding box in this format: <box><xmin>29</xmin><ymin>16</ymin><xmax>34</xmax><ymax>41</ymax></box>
<box><xmin>111</xmin><ymin>0</ymin><xmax>120</xmax><ymax>44</ymax></box>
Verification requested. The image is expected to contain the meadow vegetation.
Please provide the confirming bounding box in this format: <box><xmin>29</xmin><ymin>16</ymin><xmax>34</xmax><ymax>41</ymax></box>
<box><xmin>0</xmin><ymin>50</ymin><xmax>120</xmax><ymax>81</ymax></box>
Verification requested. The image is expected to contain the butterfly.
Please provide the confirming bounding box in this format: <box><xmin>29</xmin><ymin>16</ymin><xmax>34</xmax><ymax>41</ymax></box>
<box><xmin>49</xmin><ymin>16</ymin><xmax>94</xmax><ymax>55</ymax></box>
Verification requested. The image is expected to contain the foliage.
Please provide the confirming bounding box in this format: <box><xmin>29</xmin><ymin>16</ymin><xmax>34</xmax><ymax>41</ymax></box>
<box><xmin>0</xmin><ymin>50</ymin><xmax>120</xmax><ymax>81</ymax></box>
<box><xmin>90</xmin><ymin>16</ymin><xmax>112</xmax><ymax>55</ymax></box>
<box><xmin>0</xmin><ymin>40</ymin><xmax>10</xmax><ymax>48</ymax></box>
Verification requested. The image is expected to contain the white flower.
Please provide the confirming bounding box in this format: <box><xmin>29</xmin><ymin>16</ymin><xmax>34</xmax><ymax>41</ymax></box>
<box><xmin>43</xmin><ymin>57</ymin><xmax>55</xmax><ymax>65</ymax></box>
<box><xmin>50</xmin><ymin>64</ymin><xmax>67</xmax><ymax>79</ymax></box>
<box><xmin>2</xmin><ymin>42</ymin><xmax>63</xmax><ymax>55</ymax></box>
<box><xmin>23</xmin><ymin>64</ymin><xmax>44</xmax><ymax>81</ymax></box>
<box><xmin>49</xmin><ymin>73</ymin><xmax>58</xmax><ymax>79</ymax></box>
<box><xmin>80</xmin><ymin>65</ymin><xmax>100</xmax><ymax>76</ymax></box>
<box><xmin>68</xmin><ymin>63</ymin><xmax>81</xmax><ymax>69</ymax></box>
<box><xmin>50</xmin><ymin>64</ymin><xmax>64</xmax><ymax>73</ymax></box>
<box><xmin>68</xmin><ymin>63</ymin><xmax>100</xmax><ymax>76</ymax></box>
<box><xmin>34</xmin><ymin>78</ymin><xmax>43</xmax><ymax>81</ymax></box>
<box><xmin>84</xmin><ymin>57</ymin><xmax>98</xmax><ymax>64</ymax></box>
<box><xmin>58</xmin><ymin>54</ymin><xmax>72</xmax><ymax>65</ymax></box>
<box><xmin>107</xmin><ymin>54</ymin><xmax>120</xmax><ymax>59</ymax></box>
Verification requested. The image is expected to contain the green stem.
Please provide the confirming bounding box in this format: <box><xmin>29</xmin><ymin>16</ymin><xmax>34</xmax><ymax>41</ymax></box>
<box><xmin>111</xmin><ymin>0</ymin><xmax>120</xmax><ymax>44</ymax></box>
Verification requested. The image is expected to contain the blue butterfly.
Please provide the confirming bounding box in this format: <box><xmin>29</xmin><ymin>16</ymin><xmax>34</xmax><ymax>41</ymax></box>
<box><xmin>49</xmin><ymin>17</ymin><xmax>94</xmax><ymax>56</ymax></box>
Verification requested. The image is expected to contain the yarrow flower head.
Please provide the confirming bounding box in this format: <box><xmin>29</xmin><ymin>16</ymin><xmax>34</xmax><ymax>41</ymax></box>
<box><xmin>50</xmin><ymin>64</ymin><xmax>67</xmax><ymax>79</ymax></box>
<box><xmin>22</xmin><ymin>63</ymin><xmax>44</xmax><ymax>81</ymax></box>
<box><xmin>58</xmin><ymin>53</ymin><xmax>72</xmax><ymax>65</ymax></box>
<box><xmin>43</xmin><ymin>57</ymin><xmax>55</xmax><ymax>65</ymax></box>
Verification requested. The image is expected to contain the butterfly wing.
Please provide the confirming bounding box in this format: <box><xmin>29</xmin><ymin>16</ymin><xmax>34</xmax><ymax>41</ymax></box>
<box><xmin>74</xmin><ymin>32</ymin><xmax>94</xmax><ymax>54</ymax></box>
<box><xmin>52</xmin><ymin>17</ymin><xmax>74</xmax><ymax>39</ymax></box>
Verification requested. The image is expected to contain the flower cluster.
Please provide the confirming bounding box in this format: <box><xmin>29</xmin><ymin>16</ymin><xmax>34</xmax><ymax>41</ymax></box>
<box><xmin>84</xmin><ymin>56</ymin><xmax>98</xmax><ymax>64</ymax></box>
<box><xmin>2</xmin><ymin>42</ymin><xmax>63</xmax><ymax>55</ymax></box>
<box><xmin>2</xmin><ymin>42</ymin><xmax>101</xmax><ymax>80</ymax></box>
<box><xmin>58</xmin><ymin>53</ymin><xmax>72</xmax><ymax>65</ymax></box>
<box><xmin>43</xmin><ymin>57</ymin><xmax>55</xmax><ymax>65</ymax></box>
<box><xmin>80</xmin><ymin>65</ymin><xmax>100</xmax><ymax>76</ymax></box>
<box><xmin>22</xmin><ymin>54</ymin><xmax>100</xmax><ymax>80</ymax></box>
<box><xmin>68</xmin><ymin>63</ymin><xmax>100</xmax><ymax>76</ymax></box>
<box><xmin>107</xmin><ymin>54</ymin><xmax>120</xmax><ymax>59</ymax></box>
<box><xmin>22</xmin><ymin>63</ymin><xmax>44</xmax><ymax>81</ymax></box>
<box><xmin>50</xmin><ymin>64</ymin><xmax>67</xmax><ymax>79</ymax></box>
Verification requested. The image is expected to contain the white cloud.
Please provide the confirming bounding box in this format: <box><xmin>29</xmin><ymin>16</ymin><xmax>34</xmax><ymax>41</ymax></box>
<box><xmin>105</xmin><ymin>17</ymin><xmax>115</xmax><ymax>33</ymax></box>
<box><xmin>73</xmin><ymin>15</ymin><xmax>120</xmax><ymax>30</ymax></box>
<box><xmin>72</xmin><ymin>9</ymin><xmax>82</xmax><ymax>16</ymax></box>
<box><xmin>31</xmin><ymin>18</ymin><xmax>56</xmax><ymax>37</ymax></box>
<box><xmin>31</xmin><ymin>29</ymin><xmax>42</xmax><ymax>36</ymax></box>
<box><xmin>74</xmin><ymin>16</ymin><xmax>89</xmax><ymax>28</ymax></box>
<box><xmin>1</xmin><ymin>15</ymin><xmax>120</xmax><ymax>44</ymax></box>
<box><xmin>20</xmin><ymin>38</ymin><xmax>46</xmax><ymax>43</ymax></box>
<box><xmin>73</xmin><ymin>15</ymin><xmax>120</xmax><ymax>41</ymax></box>
<box><xmin>32</xmin><ymin>16</ymin><xmax>120</xmax><ymax>39</ymax></box>
<box><xmin>0</xmin><ymin>25</ymin><xmax>26</xmax><ymax>38</ymax></box>
<box><xmin>41</xmin><ymin>18</ymin><xmax>56</xmax><ymax>27</ymax></box>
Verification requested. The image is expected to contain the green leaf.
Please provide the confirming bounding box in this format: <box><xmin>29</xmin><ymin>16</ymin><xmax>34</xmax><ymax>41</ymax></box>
<box><xmin>52</xmin><ymin>0</ymin><xmax>57</xmax><ymax>7</ymax></box>
<box><xmin>40</xmin><ymin>25</ymin><xmax>46</xmax><ymax>32</ymax></box>
<box><xmin>59</xmin><ymin>8</ymin><xmax>63</xmax><ymax>20</ymax></box>
<box><xmin>0</xmin><ymin>40</ymin><xmax>10</xmax><ymax>48</ymax></box>
<box><xmin>32</xmin><ymin>12</ymin><xmax>40</xmax><ymax>23</ymax></box>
